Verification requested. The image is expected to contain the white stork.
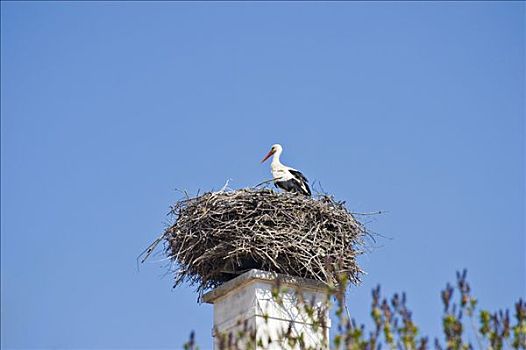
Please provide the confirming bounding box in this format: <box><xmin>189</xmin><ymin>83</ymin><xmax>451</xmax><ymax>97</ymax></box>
<box><xmin>261</xmin><ymin>144</ymin><xmax>312</xmax><ymax>196</ymax></box>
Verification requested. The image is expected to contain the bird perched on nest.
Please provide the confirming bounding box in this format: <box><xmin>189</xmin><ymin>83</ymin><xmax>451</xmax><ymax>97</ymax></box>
<box><xmin>261</xmin><ymin>144</ymin><xmax>311</xmax><ymax>196</ymax></box>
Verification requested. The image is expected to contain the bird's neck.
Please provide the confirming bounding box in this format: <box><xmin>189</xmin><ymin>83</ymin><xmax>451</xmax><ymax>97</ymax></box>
<box><xmin>271</xmin><ymin>151</ymin><xmax>282</xmax><ymax>167</ymax></box>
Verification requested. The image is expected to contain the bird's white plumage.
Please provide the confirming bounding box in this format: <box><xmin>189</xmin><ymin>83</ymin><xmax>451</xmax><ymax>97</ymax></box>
<box><xmin>269</xmin><ymin>144</ymin><xmax>293</xmax><ymax>181</ymax></box>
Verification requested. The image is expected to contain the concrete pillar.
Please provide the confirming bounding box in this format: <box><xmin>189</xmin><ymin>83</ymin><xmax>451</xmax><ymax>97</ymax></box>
<box><xmin>203</xmin><ymin>269</ymin><xmax>331</xmax><ymax>350</ymax></box>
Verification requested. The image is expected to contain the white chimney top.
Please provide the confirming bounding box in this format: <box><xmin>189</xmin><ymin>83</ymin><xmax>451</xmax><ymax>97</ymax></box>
<box><xmin>203</xmin><ymin>269</ymin><xmax>331</xmax><ymax>350</ymax></box>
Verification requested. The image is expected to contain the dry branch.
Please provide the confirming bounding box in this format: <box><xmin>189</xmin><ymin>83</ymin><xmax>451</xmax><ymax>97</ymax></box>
<box><xmin>158</xmin><ymin>188</ymin><xmax>368</xmax><ymax>297</ymax></box>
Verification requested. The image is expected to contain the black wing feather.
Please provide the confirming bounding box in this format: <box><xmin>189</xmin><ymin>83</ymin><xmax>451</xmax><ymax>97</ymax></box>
<box><xmin>288</xmin><ymin>169</ymin><xmax>309</xmax><ymax>183</ymax></box>
<box><xmin>287</xmin><ymin>169</ymin><xmax>311</xmax><ymax>196</ymax></box>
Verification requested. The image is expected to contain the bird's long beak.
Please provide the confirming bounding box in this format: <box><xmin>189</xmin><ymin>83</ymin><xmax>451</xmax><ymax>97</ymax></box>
<box><xmin>261</xmin><ymin>149</ymin><xmax>275</xmax><ymax>163</ymax></box>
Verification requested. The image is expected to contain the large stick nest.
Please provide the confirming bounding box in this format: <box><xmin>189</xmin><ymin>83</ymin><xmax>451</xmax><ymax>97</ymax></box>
<box><xmin>163</xmin><ymin>188</ymin><xmax>368</xmax><ymax>296</ymax></box>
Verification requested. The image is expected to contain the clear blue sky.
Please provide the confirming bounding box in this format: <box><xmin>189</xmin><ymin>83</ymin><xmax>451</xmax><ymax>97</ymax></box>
<box><xmin>1</xmin><ymin>2</ymin><xmax>524</xmax><ymax>349</ymax></box>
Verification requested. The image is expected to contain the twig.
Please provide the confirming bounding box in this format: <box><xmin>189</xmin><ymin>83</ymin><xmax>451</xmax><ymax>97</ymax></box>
<box><xmin>351</xmin><ymin>211</ymin><xmax>386</xmax><ymax>216</ymax></box>
<box><xmin>213</xmin><ymin>179</ymin><xmax>232</xmax><ymax>194</ymax></box>
<box><xmin>254</xmin><ymin>178</ymin><xmax>276</xmax><ymax>188</ymax></box>
<box><xmin>137</xmin><ymin>231</ymin><xmax>167</xmax><ymax>269</ymax></box>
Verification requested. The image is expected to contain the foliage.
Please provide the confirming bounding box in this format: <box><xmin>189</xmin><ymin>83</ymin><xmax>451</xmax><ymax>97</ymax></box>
<box><xmin>183</xmin><ymin>270</ymin><xmax>526</xmax><ymax>350</ymax></box>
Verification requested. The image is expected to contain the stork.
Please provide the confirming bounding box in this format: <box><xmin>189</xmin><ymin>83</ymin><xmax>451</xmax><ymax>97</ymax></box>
<box><xmin>261</xmin><ymin>144</ymin><xmax>311</xmax><ymax>196</ymax></box>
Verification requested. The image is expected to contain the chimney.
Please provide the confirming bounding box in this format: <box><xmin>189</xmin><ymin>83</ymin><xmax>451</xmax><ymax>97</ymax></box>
<box><xmin>203</xmin><ymin>269</ymin><xmax>331</xmax><ymax>349</ymax></box>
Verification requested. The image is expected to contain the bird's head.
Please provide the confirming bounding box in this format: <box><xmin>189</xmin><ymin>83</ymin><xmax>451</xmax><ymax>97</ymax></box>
<box><xmin>261</xmin><ymin>144</ymin><xmax>282</xmax><ymax>163</ymax></box>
